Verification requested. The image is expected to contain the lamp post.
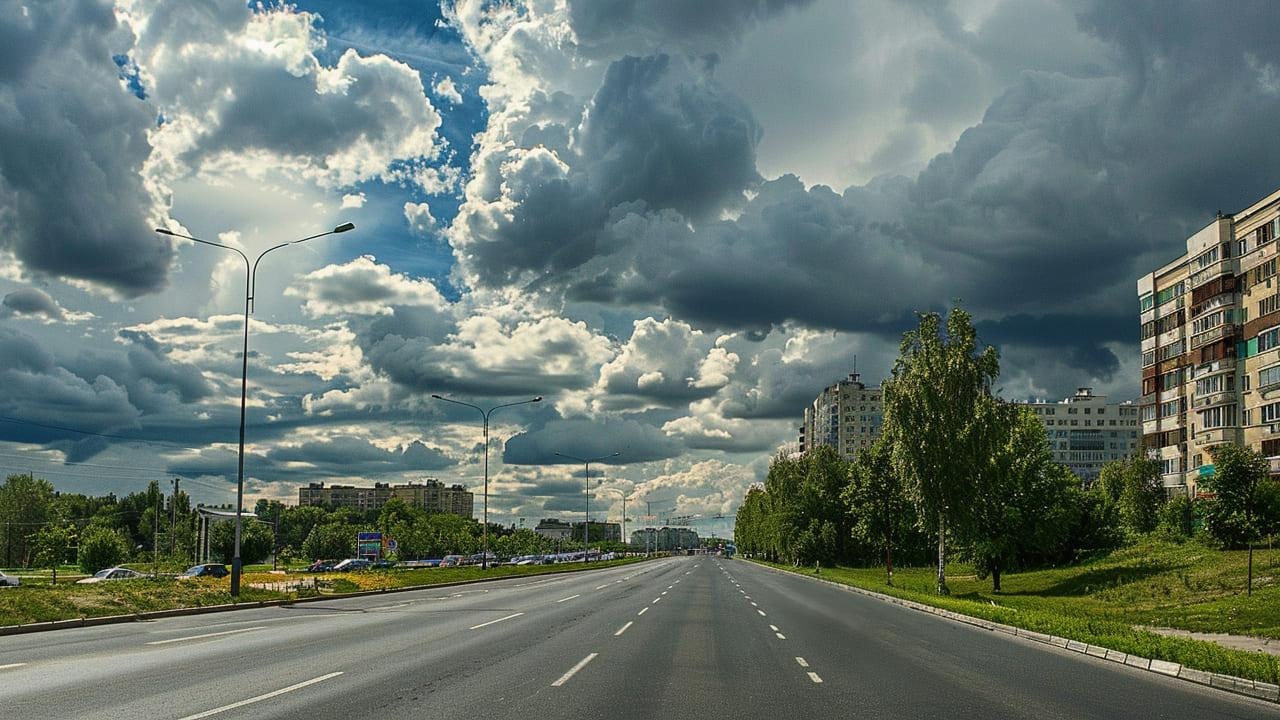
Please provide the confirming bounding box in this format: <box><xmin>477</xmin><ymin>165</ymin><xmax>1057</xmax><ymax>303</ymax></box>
<box><xmin>554</xmin><ymin>451</ymin><xmax>620</xmax><ymax>560</ymax></box>
<box><xmin>595</xmin><ymin>485</ymin><xmax>628</xmax><ymax>556</ymax></box>
<box><xmin>431</xmin><ymin>395</ymin><xmax>542</xmax><ymax>568</ymax></box>
<box><xmin>155</xmin><ymin>222</ymin><xmax>355</xmax><ymax>597</ymax></box>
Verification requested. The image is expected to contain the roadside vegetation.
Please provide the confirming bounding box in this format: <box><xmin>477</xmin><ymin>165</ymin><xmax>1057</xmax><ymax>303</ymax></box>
<box><xmin>735</xmin><ymin>305</ymin><xmax>1280</xmax><ymax>683</ymax></box>
<box><xmin>0</xmin><ymin>556</ymin><xmax>648</xmax><ymax>627</ymax></box>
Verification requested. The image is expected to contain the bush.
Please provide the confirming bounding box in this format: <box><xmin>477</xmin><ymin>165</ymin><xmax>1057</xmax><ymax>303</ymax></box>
<box><xmin>78</xmin><ymin>526</ymin><xmax>131</xmax><ymax>573</ymax></box>
<box><xmin>1158</xmin><ymin>495</ymin><xmax>1195</xmax><ymax>540</ymax></box>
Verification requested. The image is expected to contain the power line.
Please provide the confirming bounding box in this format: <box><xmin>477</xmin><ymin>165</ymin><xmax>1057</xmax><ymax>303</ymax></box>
<box><xmin>0</xmin><ymin>415</ymin><xmax>218</xmax><ymax>447</ymax></box>
<box><xmin>0</xmin><ymin>452</ymin><xmax>229</xmax><ymax>493</ymax></box>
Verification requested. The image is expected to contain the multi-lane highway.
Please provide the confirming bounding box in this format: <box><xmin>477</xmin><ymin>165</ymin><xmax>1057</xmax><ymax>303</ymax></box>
<box><xmin>0</xmin><ymin>556</ymin><xmax>1275</xmax><ymax>719</ymax></box>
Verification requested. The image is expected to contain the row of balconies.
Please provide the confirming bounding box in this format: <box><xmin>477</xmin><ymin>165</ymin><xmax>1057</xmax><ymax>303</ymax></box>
<box><xmin>1188</xmin><ymin>257</ymin><xmax>1237</xmax><ymax>291</ymax></box>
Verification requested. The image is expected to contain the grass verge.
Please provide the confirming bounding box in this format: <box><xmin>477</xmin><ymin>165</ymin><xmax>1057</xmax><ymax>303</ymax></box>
<box><xmin>750</xmin><ymin>539</ymin><xmax>1280</xmax><ymax>685</ymax></box>
<box><xmin>0</xmin><ymin>556</ymin><xmax>650</xmax><ymax>628</ymax></box>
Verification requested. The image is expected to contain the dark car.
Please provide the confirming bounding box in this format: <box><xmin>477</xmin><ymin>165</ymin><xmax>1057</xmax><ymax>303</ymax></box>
<box><xmin>371</xmin><ymin>559</ymin><xmax>397</xmax><ymax>569</ymax></box>
<box><xmin>180</xmin><ymin>563</ymin><xmax>229</xmax><ymax>579</ymax></box>
<box><xmin>307</xmin><ymin>560</ymin><xmax>337</xmax><ymax>572</ymax></box>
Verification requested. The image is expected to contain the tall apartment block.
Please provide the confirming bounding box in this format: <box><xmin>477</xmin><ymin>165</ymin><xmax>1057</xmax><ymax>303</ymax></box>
<box><xmin>1137</xmin><ymin>186</ymin><xmax>1280</xmax><ymax>495</ymax></box>
<box><xmin>1019</xmin><ymin>388</ymin><xmax>1140</xmax><ymax>482</ymax></box>
<box><xmin>298</xmin><ymin>478</ymin><xmax>475</xmax><ymax>518</ymax></box>
<box><xmin>798</xmin><ymin>373</ymin><xmax>882</xmax><ymax>460</ymax></box>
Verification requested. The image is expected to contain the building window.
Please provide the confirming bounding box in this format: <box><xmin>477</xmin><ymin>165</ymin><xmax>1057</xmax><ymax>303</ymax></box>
<box><xmin>1261</xmin><ymin>327</ymin><xmax>1280</xmax><ymax>352</ymax></box>
<box><xmin>1260</xmin><ymin>365</ymin><xmax>1280</xmax><ymax>390</ymax></box>
<box><xmin>1261</xmin><ymin>402</ymin><xmax>1280</xmax><ymax>424</ymax></box>
<box><xmin>1199</xmin><ymin>404</ymin><xmax>1237</xmax><ymax>429</ymax></box>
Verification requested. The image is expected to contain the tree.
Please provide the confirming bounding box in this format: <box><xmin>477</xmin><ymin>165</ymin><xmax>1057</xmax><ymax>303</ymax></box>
<box><xmin>966</xmin><ymin>405</ymin><xmax>1079</xmax><ymax>591</ymax></box>
<box><xmin>1157</xmin><ymin>494</ymin><xmax>1195</xmax><ymax>540</ymax></box>
<box><xmin>882</xmin><ymin>306</ymin><xmax>1000</xmax><ymax>594</ymax></box>
<box><xmin>0</xmin><ymin>473</ymin><xmax>56</xmax><ymax>566</ymax></box>
<box><xmin>31</xmin><ymin>521</ymin><xmax>76</xmax><ymax>584</ymax></box>
<box><xmin>1202</xmin><ymin>444</ymin><xmax>1276</xmax><ymax>595</ymax></box>
<box><xmin>78</xmin><ymin>526</ymin><xmax>131</xmax><ymax>573</ymax></box>
<box><xmin>1095</xmin><ymin>455</ymin><xmax>1165</xmax><ymax>537</ymax></box>
<box><xmin>302</xmin><ymin>522</ymin><xmax>355</xmax><ymax>561</ymax></box>
<box><xmin>279</xmin><ymin>505</ymin><xmax>329</xmax><ymax>550</ymax></box>
<box><xmin>210</xmin><ymin>519</ymin><xmax>274</xmax><ymax>565</ymax></box>
<box><xmin>844</xmin><ymin>438</ymin><xmax>913</xmax><ymax>584</ymax></box>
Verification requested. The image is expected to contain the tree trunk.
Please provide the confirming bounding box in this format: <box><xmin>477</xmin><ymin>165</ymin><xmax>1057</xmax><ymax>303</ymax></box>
<box><xmin>1248</xmin><ymin>543</ymin><xmax>1254</xmax><ymax>596</ymax></box>
<box><xmin>936</xmin><ymin>512</ymin><xmax>949</xmax><ymax>595</ymax></box>
<box><xmin>992</xmin><ymin>565</ymin><xmax>1001</xmax><ymax>593</ymax></box>
<box><xmin>885</xmin><ymin>532</ymin><xmax>894</xmax><ymax>587</ymax></box>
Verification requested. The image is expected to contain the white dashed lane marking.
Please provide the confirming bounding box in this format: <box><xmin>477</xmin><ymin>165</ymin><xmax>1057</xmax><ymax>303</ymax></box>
<box><xmin>614</xmin><ymin>621</ymin><xmax>633</xmax><ymax>636</ymax></box>
<box><xmin>552</xmin><ymin>653</ymin><xmax>599</xmax><ymax>687</ymax></box>
<box><xmin>795</xmin><ymin>657</ymin><xmax>809</xmax><ymax>668</ymax></box>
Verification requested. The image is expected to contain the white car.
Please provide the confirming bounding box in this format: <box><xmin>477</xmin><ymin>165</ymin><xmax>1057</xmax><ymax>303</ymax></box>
<box><xmin>0</xmin><ymin>570</ymin><xmax>19</xmax><ymax>587</ymax></box>
<box><xmin>76</xmin><ymin>567</ymin><xmax>145</xmax><ymax>584</ymax></box>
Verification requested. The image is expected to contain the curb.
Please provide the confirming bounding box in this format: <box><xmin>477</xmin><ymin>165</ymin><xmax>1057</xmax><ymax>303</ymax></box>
<box><xmin>745</xmin><ymin>560</ymin><xmax>1280</xmax><ymax>705</ymax></box>
<box><xmin>0</xmin><ymin>557</ymin><xmax>653</xmax><ymax>637</ymax></box>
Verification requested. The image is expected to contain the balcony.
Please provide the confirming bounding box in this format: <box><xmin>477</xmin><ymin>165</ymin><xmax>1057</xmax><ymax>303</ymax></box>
<box><xmin>1240</xmin><ymin>239</ymin><xmax>1278</xmax><ymax>275</ymax></box>
<box><xmin>1189</xmin><ymin>258</ymin><xmax>1236</xmax><ymax>289</ymax></box>
<box><xmin>1194</xmin><ymin>427</ymin><xmax>1238</xmax><ymax>446</ymax></box>
<box><xmin>1160</xmin><ymin>472</ymin><xmax>1186</xmax><ymax>489</ymax></box>
<box><xmin>1270</xmin><ymin>458</ymin><xmax>1280</xmax><ymax>475</ymax></box>
<box><xmin>1190</xmin><ymin>292</ymin><xmax>1237</xmax><ymax>319</ymax></box>
<box><xmin>1192</xmin><ymin>390</ymin><xmax>1235</xmax><ymax>410</ymax></box>
<box><xmin>1192</xmin><ymin>357</ymin><xmax>1236</xmax><ymax>377</ymax></box>
<box><xmin>1190</xmin><ymin>324</ymin><xmax>1228</xmax><ymax>350</ymax></box>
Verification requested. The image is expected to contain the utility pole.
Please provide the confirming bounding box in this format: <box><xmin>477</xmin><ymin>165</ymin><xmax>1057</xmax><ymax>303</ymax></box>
<box><xmin>153</xmin><ymin>490</ymin><xmax>161</xmax><ymax>577</ymax></box>
<box><xmin>170</xmin><ymin>478</ymin><xmax>180</xmax><ymax>557</ymax></box>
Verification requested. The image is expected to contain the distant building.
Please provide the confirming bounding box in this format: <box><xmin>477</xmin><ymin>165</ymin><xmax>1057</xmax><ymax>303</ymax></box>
<box><xmin>533</xmin><ymin>518</ymin><xmax>574</xmax><ymax>541</ymax></box>
<box><xmin>630</xmin><ymin>527</ymin><xmax>699</xmax><ymax>551</ymax></box>
<box><xmin>298</xmin><ymin>479</ymin><xmax>474</xmax><ymax>519</ymax></box>
<box><xmin>1017</xmin><ymin>388</ymin><xmax>1140</xmax><ymax>482</ymax></box>
<box><xmin>799</xmin><ymin>372</ymin><xmax>883</xmax><ymax>460</ymax></box>
<box><xmin>532</xmin><ymin>519</ymin><xmax>621</xmax><ymax>542</ymax></box>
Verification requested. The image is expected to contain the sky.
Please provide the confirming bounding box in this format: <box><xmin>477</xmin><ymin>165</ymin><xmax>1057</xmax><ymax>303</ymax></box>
<box><xmin>3</xmin><ymin>0</ymin><xmax>1280</xmax><ymax>539</ymax></box>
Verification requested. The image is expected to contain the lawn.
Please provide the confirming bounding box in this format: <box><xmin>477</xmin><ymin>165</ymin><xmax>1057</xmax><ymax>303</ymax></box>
<box><xmin>0</xmin><ymin>556</ymin><xmax>651</xmax><ymax>628</ymax></box>
<box><xmin>753</xmin><ymin>539</ymin><xmax>1280</xmax><ymax>685</ymax></box>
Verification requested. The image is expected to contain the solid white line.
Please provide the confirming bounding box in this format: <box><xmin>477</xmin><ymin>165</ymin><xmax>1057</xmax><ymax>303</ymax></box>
<box><xmin>469</xmin><ymin>612</ymin><xmax>524</xmax><ymax>630</ymax></box>
<box><xmin>776</xmin><ymin>633</ymin><xmax>787</xmax><ymax>640</ymax></box>
<box><xmin>0</xmin><ymin>663</ymin><xmax>27</xmax><ymax>671</ymax></box>
<box><xmin>795</xmin><ymin>657</ymin><xmax>809</xmax><ymax>668</ymax></box>
<box><xmin>757</xmin><ymin>610</ymin><xmax>766</xmax><ymax>617</ymax></box>
<box><xmin>147</xmin><ymin>626</ymin><xmax>267</xmax><ymax>645</ymax></box>
<box><xmin>177</xmin><ymin>672</ymin><xmax>343</xmax><ymax>720</ymax></box>
<box><xmin>638</xmin><ymin>607</ymin><xmax>649</xmax><ymax>616</ymax></box>
<box><xmin>552</xmin><ymin>653</ymin><xmax>598</xmax><ymax>687</ymax></box>
<box><xmin>808</xmin><ymin>672</ymin><xmax>823</xmax><ymax>684</ymax></box>
<box><xmin>614</xmin><ymin>621</ymin><xmax>634</xmax><ymax>636</ymax></box>
<box><xmin>557</xmin><ymin>594</ymin><xmax>581</xmax><ymax>603</ymax></box>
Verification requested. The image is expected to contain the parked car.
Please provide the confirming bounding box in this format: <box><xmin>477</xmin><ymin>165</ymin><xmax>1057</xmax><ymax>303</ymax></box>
<box><xmin>76</xmin><ymin>567</ymin><xmax>145</xmax><ymax>584</ymax></box>
<box><xmin>331</xmin><ymin>558</ymin><xmax>372</xmax><ymax>572</ymax></box>
<box><xmin>306</xmin><ymin>560</ymin><xmax>337</xmax><ymax>572</ymax></box>
<box><xmin>371</xmin><ymin>559</ymin><xmax>397</xmax><ymax>569</ymax></box>
<box><xmin>0</xmin><ymin>570</ymin><xmax>19</xmax><ymax>587</ymax></box>
<box><xmin>440</xmin><ymin>554</ymin><xmax>467</xmax><ymax>567</ymax></box>
<box><xmin>180</xmin><ymin>563</ymin><xmax>229</xmax><ymax>579</ymax></box>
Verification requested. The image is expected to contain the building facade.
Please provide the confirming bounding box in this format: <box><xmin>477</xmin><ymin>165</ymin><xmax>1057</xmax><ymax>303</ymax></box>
<box><xmin>532</xmin><ymin>519</ymin><xmax>621</xmax><ymax>542</ymax></box>
<box><xmin>799</xmin><ymin>373</ymin><xmax>883</xmax><ymax>460</ymax></box>
<box><xmin>1137</xmin><ymin>186</ymin><xmax>1280</xmax><ymax>495</ymax></box>
<box><xmin>630</xmin><ymin>527</ymin><xmax>699</xmax><ymax>551</ymax></box>
<box><xmin>298</xmin><ymin>479</ymin><xmax>474</xmax><ymax>518</ymax></box>
<box><xmin>1019</xmin><ymin>388</ymin><xmax>1140</xmax><ymax>482</ymax></box>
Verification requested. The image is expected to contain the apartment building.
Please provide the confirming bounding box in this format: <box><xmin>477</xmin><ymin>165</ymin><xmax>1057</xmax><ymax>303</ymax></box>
<box><xmin>1137</xmin><ymin>186</ymin><xmax>1280</xmax><ymax>495</ymax></box>
<box><xmin>1019</xmin><ymin>388</ymin><xmax>1140</xmax><ymax>481</ymax></box>
<box><xmin>533</xmin><ymin>519</ymin><xmax>621</xmax><ymax>542</ymax></box>
<box><xmin>799</xmin><ymin>372</ymin><xmax>883</xmax><ymax>460</ymax></box>
<box><xmin>298</xmin><ymin>479</ymin><xmax>474</xmax><ymax>518</ymax></box>
<box><xmin>630</xmin><ymin>527</ymin><xmax>700</xmax><ymax>551</ymax></box>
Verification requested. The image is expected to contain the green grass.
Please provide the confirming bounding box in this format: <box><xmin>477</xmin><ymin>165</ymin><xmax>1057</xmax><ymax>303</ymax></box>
<box><xmin>752</xmin><ymin>539</ymin><xmax>1280</xmax><ymax>685</ymax></box>
<box><xmin>0</xmin><ymin>556</ymin><xmax>651</xmax><ymax>627</ymax></box>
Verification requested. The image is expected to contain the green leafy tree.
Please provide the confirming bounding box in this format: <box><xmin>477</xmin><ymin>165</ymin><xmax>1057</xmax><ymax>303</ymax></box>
<box><xmin>210</xmin><ymin>519</ymin><xmax>275</xmax><ymax>565</ymax></box>
<box><xmin>882</xmin><ymin>306</ymin><xmax>1000</xmax><ymax>594</ymax></box>
<box><xmin>1202</xmin><ymin>444</ymin><xmax>1276</xmax><ymax>594</ymax></box>
<box><xmin>0</xmin><ymin>473</ymin><xmax>56</xmax><ymax>566</ymax></box>
<box><xmin>1095</xmin><ymin>455</ymin><xmax>1165</xmax><ymax>536</ymax></box>
<box><xmin>302</xmin><ymin>522</ymin><xmax>356</xmax><ymax>561</ymax></box>
<box><xmin>844</xmin><ymin>438</ymin><xmax>915</xmax><ymax>583</ymax></box>
<box><xmin>279</xmin><ymin>505</ymin><xmax>329</xmax><ymax>550</ymax></box>
<box><xmin>78</xmin><ymin>526</ymin><xmax>131</xmax><ymax>573</ymax></box>
<box><xmin>1157</xmin><ymin>494</ymin><xmax>1195</xmax><ymax>540</ymax></box>
<box><xmin>31</xmin><ymin>521</ymin><xmax>76</xmax><ymax>583</ymax></box>
<box><xmin>966</xmin><ymin>405</ymin><xmax>1080</xmax><ymax>591</ymax></box>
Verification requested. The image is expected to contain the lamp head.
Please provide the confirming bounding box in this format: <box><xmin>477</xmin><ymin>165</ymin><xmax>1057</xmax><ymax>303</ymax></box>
<box><xmin>533</xmin><ymin>396</ymin><xmax>543</xmax><ymax>402</ymax></box>
<box><xmin>431</xmin><ymin>394</ymin><xmax>443</xmax><ymax>399</ymax></box>
<box><xmin>333</xmin><ymin>222</ymin><xmax>356</xmax><ymax>233</ymax></box>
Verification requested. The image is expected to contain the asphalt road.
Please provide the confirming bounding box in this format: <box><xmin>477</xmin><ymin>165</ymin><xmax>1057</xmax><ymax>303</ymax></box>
<box><xmin>1</xmin><ymin>556</ymin><xmax>1276</xmax><ymax>719</ymax></box>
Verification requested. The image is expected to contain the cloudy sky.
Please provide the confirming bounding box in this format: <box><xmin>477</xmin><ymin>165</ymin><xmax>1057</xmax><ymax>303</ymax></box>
<box><xmin>3</xmin><ymin>0</ymin><xmax>1279</xmax><ymax>537</ymax></box>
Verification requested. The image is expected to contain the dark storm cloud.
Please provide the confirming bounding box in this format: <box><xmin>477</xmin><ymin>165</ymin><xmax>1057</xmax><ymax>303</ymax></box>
<box><xmin>503</xmin><ymin>417</ymin><xmax>681</xmax><ymax>465</ymax></box>
<box><xmin>65</xmin><ymin>332</ymin><xmax>216</xmax><ymax>415</ymax></box>
<box><xmin>1</xmin><ymin>288</ymin><xmax>64</xmax><ymax>320</ymax></box>
<box><xmin>0</xmin><ymin>2</ymin><xmax>171</xmax><ymax>296</ymax></box>
<box><xmin>168</xmin><ymin>436</ymin><xmax>450</xmax><ymax>482</ymax></box>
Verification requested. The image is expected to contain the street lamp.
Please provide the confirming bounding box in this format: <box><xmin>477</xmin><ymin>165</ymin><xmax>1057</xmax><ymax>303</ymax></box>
<box><xmin>155</xmin><ymin>221</ymin><xmax>355</xmax><ymax>597</ymax></box>
<box><xmin>554</xmin><ymin>451</ymin><xmax>620</xmax><ymax>560</ymax></box>
<box><xmin>431</xmin><ymin>395</ymin><xmax>542</xmax><ymax>568</ymax></box>
<box><xmin>595</xmin><ymin>485</ymin><xmax>628</xmax><ymax>556</ymax></box>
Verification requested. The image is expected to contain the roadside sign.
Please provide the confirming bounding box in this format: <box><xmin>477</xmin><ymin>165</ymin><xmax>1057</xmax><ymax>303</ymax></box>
<box><xmin>357</xmin><ymin>531</ymin><xmax>382</xmax><ymax>559</ymax></box>
<box><xmin>387</xmin><ymin>538</ymin><xmax>398</xmax><ymax>552</ymax></box>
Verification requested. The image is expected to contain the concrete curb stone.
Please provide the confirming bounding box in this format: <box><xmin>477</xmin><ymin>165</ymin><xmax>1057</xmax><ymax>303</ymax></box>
<box><xmin>746</xmin><ymin>560</ymin><xmax>1278</xmax><ymax>707</ymax></box>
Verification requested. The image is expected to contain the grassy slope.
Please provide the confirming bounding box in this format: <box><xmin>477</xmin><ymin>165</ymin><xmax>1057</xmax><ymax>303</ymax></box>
<box><xmin>753</xmin><ymin>539</ymin><xmax>1280</xmax><ymax>685</ymax></box>
<box><xmin>0</xmin><ymin>557</ymin><xmax>649</xmax><ymax>627</ymax></box>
